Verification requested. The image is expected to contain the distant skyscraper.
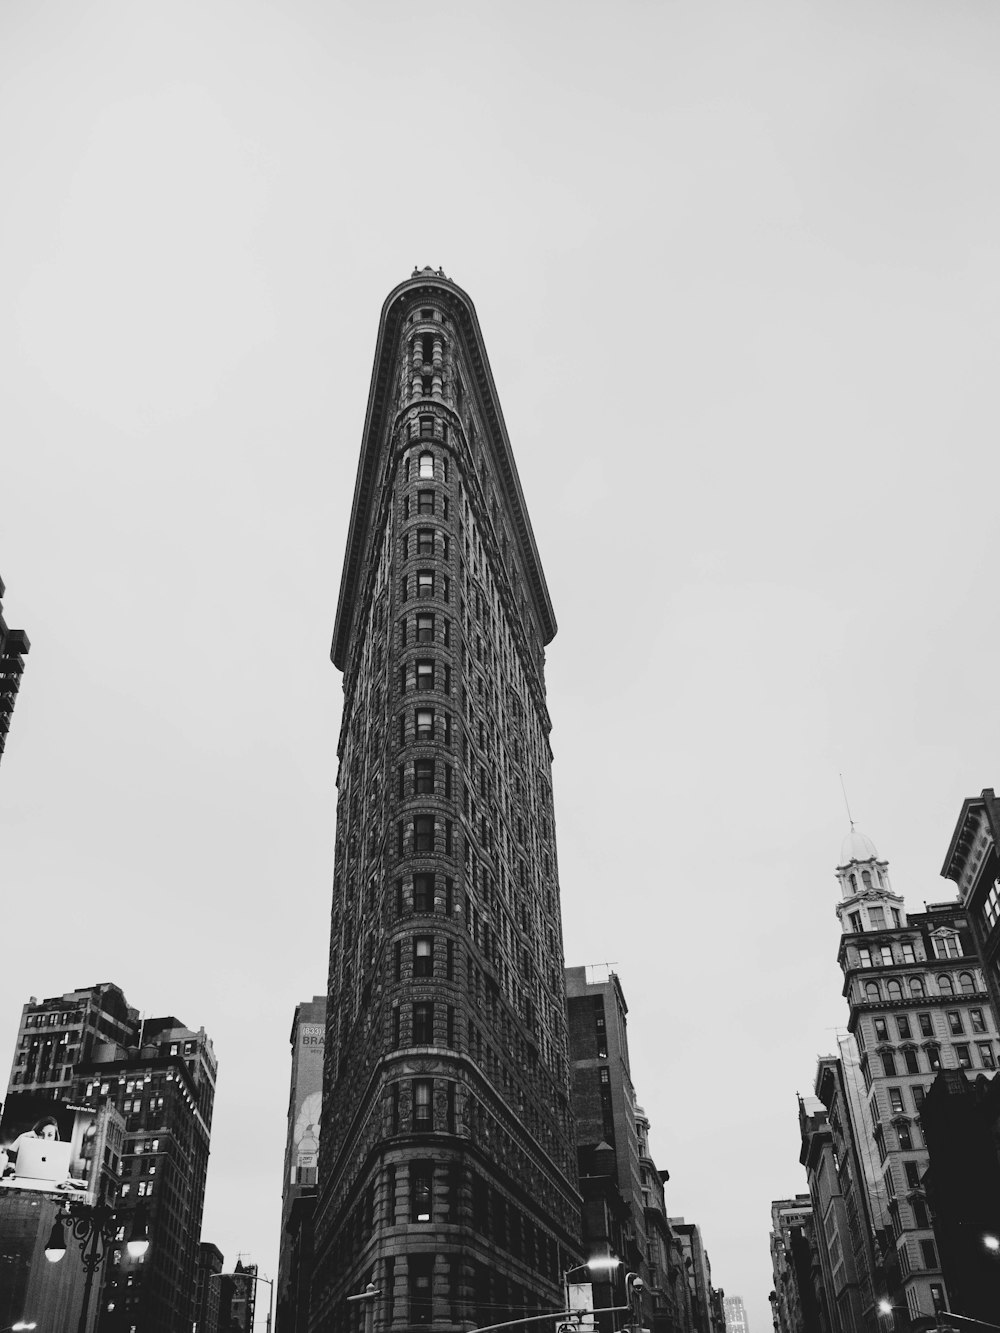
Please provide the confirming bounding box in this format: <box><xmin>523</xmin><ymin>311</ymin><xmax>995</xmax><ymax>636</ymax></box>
<box><xmin>723</xmin><ymin>1295</ymin><xmax>749</xmax><ymax>1333</ymax></box>
<box><xmin>277</xmin><ymin>996</ymin><xmax>326</xmax><ymax>1333</ymax></box>
<box><xmin>311</xmin><ymin>270</ymin><xmax>580</xmax><ymax>1331</ymax></box>
<box><xmin>0</xmin><ymin>574</ymin><xmax>30</xmax><ymax>768</ymax></box>
<box><xmin>4</xmin><ymin>985</ymin><xmax>216</xmax><ymax>1333</ymax></box>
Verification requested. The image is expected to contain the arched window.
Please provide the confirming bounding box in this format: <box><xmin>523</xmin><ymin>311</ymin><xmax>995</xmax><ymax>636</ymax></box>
<box><xmin>938</xmin><ymin>975</ymin><xmax>954</xmax><ymax>996</ymax></box>
<box><xmin>909</xmin><ymin>978</ymin><xmax>925</xmax><ymax>998</ymax></box>
<box><xmin>419</xmin><ymin>451</ymin><xmax>434</xmax><ymax>478</ymax></box>
<box><xmin>862</xmin><ymin>871</ymin><xmax>873</xmax><ymax>890</ymax></box>
<box><xmin>865</xmin><ymin>982</ymin><xmax>881</xmax><ymax>1002</ymax></box>
<box><xmin>960</xmin><ymin>972</ymin><xmax>975</xmax><ymax>995</ymax></box>
<box><xmin>886</xmin><ymin>980</ymin><xmax>903</xmax><ymax>1001</ymax></box>
<box><xmin>851</xmin><ymin>873</ymin><xmax>859</xmax><ymax>893</ymax></box>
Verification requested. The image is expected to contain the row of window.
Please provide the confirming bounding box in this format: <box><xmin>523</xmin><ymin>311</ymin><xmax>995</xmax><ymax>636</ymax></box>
<box><xmin>866</xmin><ymin>1038</ymin><xmax>995</xmax><ymax>1082</ymax></box>
<box><xmin>870</xmin><ymin>1009</ymin><xmax>989</xmax><ymax>1042</ymax></box>
<box><xmin>860</xmin><ymin>973</ymin><xmax>977</xmax><ymax>1001</ymax></box>
<box><xmin>848</xmin><ymin>903</ymin><xmax>900</xmax><ymax>931</ymax></box>
<box><xmin>855</xmin><ymin>936</ymin><xmax>964</xmax><ymax>966</ymax></box>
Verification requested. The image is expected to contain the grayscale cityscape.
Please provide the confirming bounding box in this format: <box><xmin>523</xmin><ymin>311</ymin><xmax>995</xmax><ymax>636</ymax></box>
<box><xmin>3</xmin><ymin>6</ymin><xmax>1000</xmax><ymax>1333</ymax></box>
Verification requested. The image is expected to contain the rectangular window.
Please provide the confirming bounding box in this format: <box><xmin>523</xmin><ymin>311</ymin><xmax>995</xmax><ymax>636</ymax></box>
<box><xmin>413</xmin><ymin>1079</ymin><xmax>433</xmax><ymax>1128</ymax></box>
<box><xmin>874</xmin><ymin>1018</ymin><xmax>888</xmax><ymax>1041</ymax></box>
<box><xmin>920</xmin><ymin>1238</ymin><xmax>938</xmax><ymax>1270</ymax></box>
<box><xmin>919</xmin><ymin>1013</ymin><xmax>933</xmax><ymax>1037</ymax></box>
<box><xmin>956</xmin><ymin>1043</ymin><xmax>972</xmax><ymax>1068</ymax></box>
<box><xmin>881</xmin><ymin>1052</ymin><xmax>897</xmax><ymax>1076</ymax></box>
<box><xmin>858</xmin><ymin>947</ymin><xmax>873</xmax><ymax>968</ymax></box>
<box><xmin>411</xmin><ymin>1161</ymin><xmax>433</xmax><ymax>1221</ymax></box>
<box><xmin>417</xmin><ymin>491</ymin><xmax>435</xmax><ymax>515</ymax></box>
<box><xmin>417</xmin><ymin>615</ymin><xmax>434</xmax><ymax>643</ymax></box>
<box><xmin>416</xmin><ymin>660</ymin><xmax>434</xmax><ymax>690</ymax></box>
<box><xmin>414</xmin><ymin>759</ymin><xmax>435</xmax><ymax>794</ymax></box>
<box><xmin>978</xmin><ymin>1041</ymin><xmax>996</xmax><ymax>1068</ymax></box>
<box><xmin>869</xmin><ymin>907</ymin><xmax>886</xmax><ymax>929</ymax></box>
<box><xmin>849</xmin><ymin>911</ymin><xmax>862</xmax><ymax>932</ymax></box>
<box><xmin>904</xmin><ymin>1160</ymin><xmax>921</xmax><ymax>1189</ymax></box>
<box><xmin>879</xmin><ymin>945</ymin><xmax>894</xmax><ymax>965</ymax></box>
<box><xmin>934</xmin><ymin>935</ymin><xmax>962</xmax><ymax>959</ymax></box>
<box><xmin>948</xmin><ymin>1011</ymin><xmax>964</xmax><ymax>1035</ymax></box>
<box><xmin>414</xmin><ymin>936</ymin><xmax>433</xmax><ymax>977</ymax></box>
<box><xmin>413</xmin><ymin>1002</ymin><xmax>434</xmax><ymax>1045</ymax></box>
<box><xmin>889</xmin><ymin>1088</ymin><xmax>904</xmax><ymax>1114</ymax></box>
<box><xmin>911</xmin><ymin>1085</ymin><xmax>926</xmax><ymax>1111</ymax></box>
<box><xmin>927</xmin><ymin>1045</ymin><xmax>941</xmax><ymax>1071</ymax></box>
<box><xmin>901</xmin><ymin>943</ymin><xmax>915</xmax><ymax>963</ymax></box>
<box><xmin>897</xmin><ymin>1123</ymin><xmax>913</xmax><ymax>1150</ymax></box>
<box><xmin>904</xmin><ymin>1049</ymin><xmax>920</xmax><ymax>1074</ymax></box>
<box><xmin>971</xmin><ymin>1009</ymin><xmax>987</xmax><ymax>1033</ymax></box>
<box><xmin>913</xmin><ymin>1199</ymin><xmax>929</xmax><ymax>1229</ymax></box>
<box><xmin>416</xmin><ymin>709</ymin><xmax>434</xmax><ymax>740</ymax></box>
<box><xmin>896</xmin><ymin>1016</ymin><xmax>911</xmax><ymax>1039</ymax></box>
<box><xmin>417</xmin><ymin>570</ymin><xmax>434</xmax><ymax>598</ymax></box>
<box><xmin>410</xmin><ymin>1252</ymin><xmax>434</xmax><ymax>1323</ymax></box>
<box><xmin>414</xmin><ymin>874</ymin><xmax>434</xmax><ymax>911</ymax></box>
<box><xmin>416</xmin><ymin>529</ymin><xmax>435</xmax><ymax>556</ymax></box>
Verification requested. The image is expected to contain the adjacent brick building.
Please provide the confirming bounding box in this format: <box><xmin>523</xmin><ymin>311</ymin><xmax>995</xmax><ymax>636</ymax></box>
<box><xmin>4</xmin><ymin>985</ymin><xmax>216</xmax><ymax>1333</ymax></box>
<box><xmin>311</xmin><ymin>270</ymin><xmax>581</xmax><ymax>1331</ymax></box>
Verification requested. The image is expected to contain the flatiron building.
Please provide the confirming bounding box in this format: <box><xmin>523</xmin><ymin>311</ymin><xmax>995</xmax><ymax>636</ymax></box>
<box><xmin>312</xmin><ymin>269</ymin><xmax>581</xmax><ymax>1331</ymax></box>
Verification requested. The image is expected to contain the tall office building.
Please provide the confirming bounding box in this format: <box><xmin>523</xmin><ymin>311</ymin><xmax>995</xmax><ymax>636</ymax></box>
<box><xmin>0</xmin><ymin>575</ymin><xmax>30</xmax><ymax>768</ymax></box>
<box><xmin>565</xmin><ymin>966</ymin><xmax>694</xmax><ymax>1333</ymax></box>
<box><xmin>768</xmin><ymin>1197</ymin><xmax>823</xmax><ymax>1333</ymax></box>
<box><xmin>312</xmin><ymin>270</ymin><xmax>581</xmax><ymax>1331</ymax></box>
<box><xmin>4</xmin><ymin>986</ymin><xmax>216</xmax><ymax>1333</ymax></box>
<box><xmin>834</xmin><ymin>829</ymin><xmax>998</xmax><ymax>1324</ymax></box>
<box><xmin>277</xmin><ymin>996</ymin><xmax>326</xmax><ymax>1333</ymax></box>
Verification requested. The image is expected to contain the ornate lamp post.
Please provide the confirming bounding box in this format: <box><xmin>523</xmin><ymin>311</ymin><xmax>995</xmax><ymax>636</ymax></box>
<box><xmin>44</xmin><ymin>1201</ymin><xmax>149</xmax><ymax>1333</ymax></box>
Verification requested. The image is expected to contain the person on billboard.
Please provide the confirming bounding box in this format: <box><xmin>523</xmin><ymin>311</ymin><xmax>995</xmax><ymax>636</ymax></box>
<box><xmin>1</xmin><ymin>1115</ymin><xmax>60</xmax><ymax>1176</ymax></box>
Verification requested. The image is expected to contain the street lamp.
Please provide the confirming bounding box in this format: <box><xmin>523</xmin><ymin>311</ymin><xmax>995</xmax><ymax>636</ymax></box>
<box><xmin>42</xmin><ymin>1201</ymin><xmax>150</xmax><ymax>1333</ymax></box>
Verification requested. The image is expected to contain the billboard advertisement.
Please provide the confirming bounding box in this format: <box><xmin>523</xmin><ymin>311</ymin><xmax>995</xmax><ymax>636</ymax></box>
<box><xmin>291</xmin><ymin>1022</ymin><xmax>324</xmax><ymax>1185</ymax></box>
<box><xmin>0</xmin><ymin>1092</ymin><xmax>101</xmax><ymax>1201</ymax></box>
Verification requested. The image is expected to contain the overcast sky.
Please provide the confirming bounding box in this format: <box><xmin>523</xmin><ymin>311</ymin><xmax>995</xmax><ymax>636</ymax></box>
<box><xmin>4</xmin><ymin>2</ymin><xmax>1000</xmax><ymax>1328</ymax></box>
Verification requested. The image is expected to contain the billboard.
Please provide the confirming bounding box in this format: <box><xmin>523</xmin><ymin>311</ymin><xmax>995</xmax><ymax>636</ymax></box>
<box><xmin>0</xmin><ymin>1092</ymin><xmax>101</xmax><ymax>1202</ymax></box>
<box><xmin>289</xmin><ymin>1020</ymin><xmax>323</xmax><ymax>1186</ymax></box>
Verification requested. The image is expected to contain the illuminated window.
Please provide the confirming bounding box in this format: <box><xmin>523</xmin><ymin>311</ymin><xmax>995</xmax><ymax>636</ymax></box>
<box><xmin>419</xmin><ymin>452</ymin><xmax>435</xmax><ymax>479</ymax></box>
<box><xmin>956</xmin><ymin>1044</ymin><xmax>972</xmax><ymax>1069</ymax></box>
<box><xmin>414</xmin><ymin>937</ymin><xmax>433</xmax><ymax>977</ymax></box>
<box><xmin>417</xmin><ymin>571</ymin><xmax>434</xmax><ymax>598</ymax></box>
<box><xmin>416</xmin><ymin>710</ymin><xmax>434</xmax><ymax>740</ymax></box>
